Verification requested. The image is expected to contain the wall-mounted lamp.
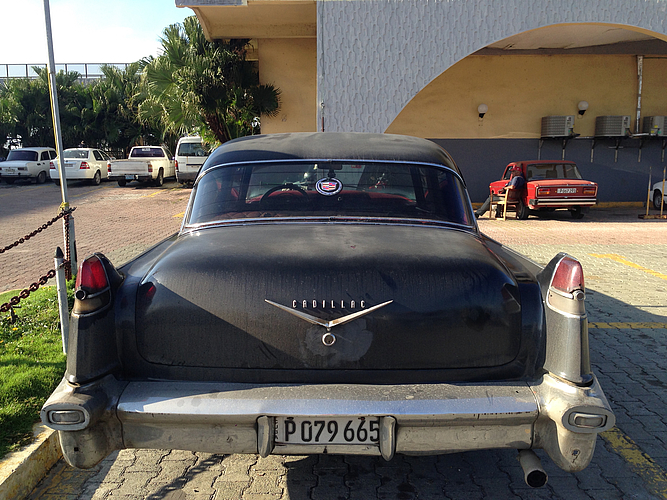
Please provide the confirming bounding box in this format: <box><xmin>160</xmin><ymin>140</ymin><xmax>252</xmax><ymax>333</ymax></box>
<box><xmin>478</xmin><ymin>103</ymin><xmax>488</xmax><ymax>119</ymax></box>
<box><xmin>577</xmin><ymin>100</ymin><xmax>589</xmax><ymax>117</ymax></box>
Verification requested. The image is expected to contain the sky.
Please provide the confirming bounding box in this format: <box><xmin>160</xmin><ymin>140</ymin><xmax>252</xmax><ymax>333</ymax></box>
<box><xmin>0</xmin><ymin>0</ymin><xmax>192</xmax><ymax>66</ymax></box>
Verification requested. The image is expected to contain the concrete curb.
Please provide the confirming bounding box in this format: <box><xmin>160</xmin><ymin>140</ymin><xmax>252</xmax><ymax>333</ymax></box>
<box><xmin>0</xmin><ymin>424</ymin><xmax>61</xmax><ymax>500</ymax></box>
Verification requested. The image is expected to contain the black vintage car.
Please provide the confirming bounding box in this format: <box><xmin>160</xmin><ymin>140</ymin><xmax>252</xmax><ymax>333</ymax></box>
<box><xmin>42</xmin><ymin>133</ymin><xmax>613</xmax><ymax>487</ymax></box>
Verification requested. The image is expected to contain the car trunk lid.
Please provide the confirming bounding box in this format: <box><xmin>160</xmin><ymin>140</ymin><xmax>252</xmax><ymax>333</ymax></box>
<box><xmin>134</xmin><ymin>223</ymin><xmax>524</xmax><ymax>372</ymax></box>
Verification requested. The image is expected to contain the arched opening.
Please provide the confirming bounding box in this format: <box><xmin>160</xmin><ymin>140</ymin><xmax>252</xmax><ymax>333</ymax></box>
<box><xmin>386</xmin><ymin>24</ymin><xmax>667</xmax><ymax>203</ymax></box>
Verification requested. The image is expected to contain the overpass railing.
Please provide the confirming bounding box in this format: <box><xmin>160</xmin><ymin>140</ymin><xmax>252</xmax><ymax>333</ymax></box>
<box><xmin>0</xmin><ymin>63</ymin><xmax>131</xmax><ymax>80</ymax></box>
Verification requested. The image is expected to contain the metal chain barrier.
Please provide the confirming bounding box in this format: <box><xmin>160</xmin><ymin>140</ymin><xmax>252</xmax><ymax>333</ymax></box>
<box><xmin>63</xmin><ymin>210</ymin><xmax>73</xmax><ymax>280</ymax></box>
<box><xmin>1</xmin><ymin>270</ymin><xmax>57</xmax><ymax>313</ymax></box>
<box><xmin>0</xmin><ymin>207</ymin><xmax>76</xmax><ymax>315</ymax></box>
<box><xmin>0</xmin><ymin>207</ymin><xmax>75</xmax><ymax>254</ymax></box>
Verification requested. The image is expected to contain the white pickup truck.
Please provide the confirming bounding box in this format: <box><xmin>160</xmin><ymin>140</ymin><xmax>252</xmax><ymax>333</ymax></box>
<box><xmin>108</xmin><ymin>146</ymin><xmax>175</xmax><ymax>187</ymax></box>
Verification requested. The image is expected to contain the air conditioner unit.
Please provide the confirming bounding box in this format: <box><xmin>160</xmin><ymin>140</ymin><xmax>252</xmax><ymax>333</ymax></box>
<box><xmin>642</xmin><ymin>116</ymin><xmax>667</xmax><ymax>136</ymax></box>
<box><xmin>595</xmin><ymin>116</ymin><xmax>631</xmax><ymax>137</ymax></box>
<box><xmin>541</xmin><ymin>116</ymin><xmax>575</xmax><ymax>138</ymax></box>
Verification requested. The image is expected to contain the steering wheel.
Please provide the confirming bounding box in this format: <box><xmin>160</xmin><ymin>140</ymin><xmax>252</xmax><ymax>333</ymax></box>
<box><xmin>259</xmin><ymin>183</ymin><xmax>311</xmax><ymax>209</ymax></box>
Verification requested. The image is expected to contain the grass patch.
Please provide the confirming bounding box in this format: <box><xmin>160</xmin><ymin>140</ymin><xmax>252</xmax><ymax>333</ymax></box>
<box><xmin>0</xmin><ymin>284</ymin><xmax>71</xmax><ymax>459</ymax></box>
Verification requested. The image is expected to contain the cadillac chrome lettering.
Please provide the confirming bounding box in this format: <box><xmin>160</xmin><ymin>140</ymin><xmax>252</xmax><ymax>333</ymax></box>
<box><xmin>291</xmin><ymin>299</ymin><xmax>366</xmax><ymax>309</ymax></box>
<box><xmin>264</xmin><ymin>299</ymin><xmax>392</xmax><ymax>330</ymax></box>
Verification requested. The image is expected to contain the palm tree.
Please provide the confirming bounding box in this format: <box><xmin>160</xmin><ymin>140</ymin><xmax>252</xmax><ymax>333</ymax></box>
<box><xmin>92</xmin><ymin>64</ymin><xmax>166</xmax><ymax>153</ymax></box>
<box><xmin>141</xmin><ymin>16</ymin><xmax>280</xmax><ymax>145</ymax></box>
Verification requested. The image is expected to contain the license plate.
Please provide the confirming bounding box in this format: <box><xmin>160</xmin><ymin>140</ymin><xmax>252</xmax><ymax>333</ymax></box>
<box><xmin>5</xmin><ymin>168</ymin><xmax>16</xmax><ymax>173</ymax></box>
<box><xmin>557</xmin><ymin>188</ymin><xmax>577</xmax><ymax>194</ymax></box>
<box><xmin>65</xmin><ymin>162</ymin><xmax>75</xmax><ymax>168</ymax></box>
<box><xmin>125</xmin><ymin>175</ymin><xmax>134</xmax><ymax>180</ymax></box>
<box><xmin>275</xmin><ymin>416</ymin><xmax>380</xmax><ymax>445</ymax></box>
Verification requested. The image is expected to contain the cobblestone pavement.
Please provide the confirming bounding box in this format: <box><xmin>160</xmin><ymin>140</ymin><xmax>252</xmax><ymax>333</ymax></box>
<box><xmin>0</xmin><ymin>179</ymin><xmax>187</xmax><ymax>294</ymax></box>
<box><xmin>2</xmin><ymin>179</ymin><xmax>666</xmax><ymax>499</ymax></box>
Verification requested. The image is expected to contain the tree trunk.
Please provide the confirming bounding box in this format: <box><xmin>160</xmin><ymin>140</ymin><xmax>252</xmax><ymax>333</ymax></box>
<box><xmin>205</xmin><ymin>113</ymin><xmax>231</xmax><ymax>144</ymax></box>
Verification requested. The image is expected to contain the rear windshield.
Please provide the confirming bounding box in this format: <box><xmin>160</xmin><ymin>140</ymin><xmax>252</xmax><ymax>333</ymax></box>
<box><xmin>177</xmin><ymin>142</ymin><xmax>208</xmax><ymax>157</ymax></box>
<box><xmin>7</xmin><ymin>150</ymin><xmax>38</xmax><ymax>161</ymax></box>
<box><xmin>64</xmin><ymin>150</ymin><xmax>88</xmax><ymax>159</ymax></box>
<box><xmin>526</xmin><ymin>163</ymin><xmax>582</xmax><ymax>180</ymax></box>
<box><xmin>187</xmin><ymin>161</ymin><xmax>473</xmax><ymax>226</ymax></box>
<box><xmin>130</xmin><ymin>147</ymin><xmax>165</xmax><ymax>158</ymax></box>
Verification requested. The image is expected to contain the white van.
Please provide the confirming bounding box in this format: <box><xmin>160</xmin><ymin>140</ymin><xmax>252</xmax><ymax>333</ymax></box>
<box><xmin>175</xmin><ymin>136</ymin><xmax>209</xmax><ymax>185</ymax></box>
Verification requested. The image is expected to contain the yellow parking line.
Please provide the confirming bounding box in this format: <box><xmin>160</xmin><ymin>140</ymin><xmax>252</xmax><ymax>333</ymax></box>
<box><xmin>142</xmin><ymin>191</ymin><xmax>162</xmax><ymax>198</ymax></box>
<box><xmin>589</xmin><ymin>322</ymin><xmax>667</xmax><ymax>329</ymax></box>
<box><xmin>173</xmin><ymin>212</ymin><xmax>185</xmax><ymax>218</ymax></box>
<box><xmin>601</xmin><ymin>427</ymin><xmax>667</xmax><ymax>498</ymax></box>
<box><xmin>589</xmin><ymin>253</ymin><xmax>667</xmax><ymax>281</ymax></box>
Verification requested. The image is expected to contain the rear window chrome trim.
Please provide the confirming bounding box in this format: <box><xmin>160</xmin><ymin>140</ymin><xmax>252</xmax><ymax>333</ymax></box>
<box><xmin>183</xmin><ymin>159</ymin><xmax>472</xmax><ymax>231</ymax></box>
<box><xmin>195</xmin><ymin>158</ymin><xmax>464</xmax><ymax>187</ymax></box>
<box><xmin>181</xmin><ymin>216</ymin><xmax>476</xmax><ymax>235</ymax></box>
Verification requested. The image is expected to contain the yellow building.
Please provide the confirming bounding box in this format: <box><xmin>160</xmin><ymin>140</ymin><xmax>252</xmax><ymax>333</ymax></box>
<box><xmin>177</xmin><ymin>0</ymin><xmax>667</xmax><ymax>202</ymax></box>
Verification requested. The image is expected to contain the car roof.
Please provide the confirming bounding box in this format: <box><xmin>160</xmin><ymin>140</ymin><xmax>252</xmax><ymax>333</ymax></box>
<box><xmin>512</xmin><ymin>160</ymin><xmax>576</xmax><ymax>165</ymax></box>
<box><xmin>13</xmin><ymin>147</ymin><xmax>55</xmax><ymax>152</ymax></box>
<box><xmin>203</xmin><ymin>133</ymin><xmax>461</xmax><ymax>176</ymax></box>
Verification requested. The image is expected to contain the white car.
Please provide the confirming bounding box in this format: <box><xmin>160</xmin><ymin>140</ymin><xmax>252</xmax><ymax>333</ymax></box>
<box><xmin>0</xmin><ymin>147</ymin><xmax>56</xmax><ymax>184</ymax></box>
<box><xmin>51</xmin><ymin>148</ymin><xmax>113</xmax><ymax>186</ymax></box>
<box><xmin>652</xmin><ymin>180</ymin><xmax>666</xmax><ymax>210</ymax></box>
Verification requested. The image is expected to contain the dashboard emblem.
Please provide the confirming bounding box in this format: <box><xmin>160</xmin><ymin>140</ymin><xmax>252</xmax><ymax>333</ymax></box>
<box><xmin>265</xmin><ymin>299</ymin><xmax>393</xmax><ymax>331</ymax></box>
<box><xmin>316</xmin><ymin>177</ymin><xmax>343</xmax><ymax>196</ymax></box>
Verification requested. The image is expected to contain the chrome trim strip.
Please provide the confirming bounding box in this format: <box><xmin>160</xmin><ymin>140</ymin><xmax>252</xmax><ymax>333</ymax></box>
<box><xmin>380</xmin><ymin>416</ymin><xmax>397</xmax><ymax>461</ymax></box>
<box><xmin>116</xmin><ymin>381</ymin><xmax>539</xmax><ymax>421</ymax></box>
<box><xmin>200</xmin><ymin>158</ymin><xmax>462</xmax><ymax>181</ymax></box>
<box><xmin>533</xmin><ymin>199</ymin><xmax>597</xmax><ymax>206</ymax></box>
<box><xmin>181</xmin><ymin>217</ymin><xmax>475</xmax><ymax>235</ymax></box>
<box><xmin>257</xmin><ymin>416</ymin><xmax>274</xmax><ymax>458</ymax></box>
<box><xmin>265</xmin><ymin>299</ymin><xmax>393</xmax><ymax>330</ymax></box>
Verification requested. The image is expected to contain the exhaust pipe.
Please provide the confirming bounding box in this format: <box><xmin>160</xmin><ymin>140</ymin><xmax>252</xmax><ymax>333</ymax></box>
<box><xmin>517</xmin><ymin>450</ymin><xmax>548</xmax><ymax>488</ymax></box>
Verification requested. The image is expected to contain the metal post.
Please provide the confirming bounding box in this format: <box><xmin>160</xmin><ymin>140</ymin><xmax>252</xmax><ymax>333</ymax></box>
<box><xmin>54</xmin><ymin>247</ymin><xmax>69</xmax><ymax>354</ymax></box>
<box><xmin>636</xmin><ymin>55</ymin><xmax>643</xmax><ymax>135</ymax></box>
<box><xmin>43</xmin><ymin>0</ymin><xmax>76</xmax><ymax>277</ymax></box>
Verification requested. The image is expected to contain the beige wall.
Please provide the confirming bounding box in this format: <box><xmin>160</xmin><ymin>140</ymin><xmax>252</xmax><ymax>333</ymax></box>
<box><xmin>386</xmin><ymin>54</ymin><xmax>667</xmax><ymax>139</ymax></box>
<box><xmin>258</xmin><ymin>38</ymin><xmax>317</xmax><ymax>134</ymax></box>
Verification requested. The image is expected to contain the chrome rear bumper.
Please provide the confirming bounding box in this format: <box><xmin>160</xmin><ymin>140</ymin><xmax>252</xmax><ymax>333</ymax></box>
<box><xmin>41</xmin><ymin>373</ymin><xmax>614</xmax><ymax>471</ymax></box>
<box><xmin>529</xmin><ymin>198</ymin><xmax>597</xmax><ymax>207</ymax></box>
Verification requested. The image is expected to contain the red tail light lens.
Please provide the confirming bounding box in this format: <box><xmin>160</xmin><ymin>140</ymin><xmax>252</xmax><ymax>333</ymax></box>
<box><xmin>583</xmin><ymin>186</ymin><xmax>597</xmax><ymax>195</ymax></box>
<box><xmin>75</xmin><ymin>255</ymin><xmax>109</xmax><ymax>292</ymax></box>
<box><xmin>50</xmin><ymin>161</ymin><xmax>56</xmax><ymax>169</ymax></box>
<box><xmin>537</xmin><ymin>187</ymin><xmax>550</xmax><ymax>196</ymax></box>
<box><xmin>80</xmin><ymin>161</ymin><xmax>89</xmax><ymax>169</ymax></box>
<box><xmin>107</xmin><ymin>162</ymin><xmax>111</xmax><ymax>173</ymax></box>
<box><xmin>175</xmin><ymin>160</ymin><xmax>179</xmax><ymax>171</ymax></box>
<box><xmin>147</xmin><ymin>162</ymin><xmax>153</xmax><ymax>173</ymax></box>
<box><xmin>551</xmin><ymin>256</ymin><xmax>584</xmax><ymax>293</ymax></box>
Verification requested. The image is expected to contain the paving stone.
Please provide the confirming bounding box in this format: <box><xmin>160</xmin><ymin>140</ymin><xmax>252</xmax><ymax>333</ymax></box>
<box><xmin>212</xmin><ymin>481</ymin><xmax>250</xmax><ymax>500</ymax></box>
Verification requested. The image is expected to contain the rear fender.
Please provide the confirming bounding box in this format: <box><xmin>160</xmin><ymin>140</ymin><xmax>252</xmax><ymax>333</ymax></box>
<box><xmin>67</xmin><ymin>253</ymin><xmax>123</xmax><ymax>384</ymax></box>
<box><xmin>40</xmin><ymin>375</ymin><xmax>126</xmax><ymax>469</ymax></box>
<box><xmin>537</xmin><ymin>253</ymin><xmax>592</xmax><ymax>386</ymax></box>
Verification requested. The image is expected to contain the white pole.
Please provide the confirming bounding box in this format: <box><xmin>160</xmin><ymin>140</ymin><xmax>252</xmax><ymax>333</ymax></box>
<box><xmin>43</xmin><ymin>0</ymin><xmax>76</xmax><ymax>275</ymax></box>
<box><xmin>54</xmin><ymin>247</ymin><xmax>69</xmax><ymax>354</ymax></box>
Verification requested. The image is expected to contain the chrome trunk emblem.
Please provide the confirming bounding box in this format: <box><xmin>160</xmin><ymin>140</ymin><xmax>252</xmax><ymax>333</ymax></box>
<box><xmin>264</xmin><ymin>299</ymin><xmax>393</xmax><ymax>331</ymax></box>
<box><xmin>321</xmin><ymin>332</ymin><xmax>336</xmax><ymax>346</ymax></box>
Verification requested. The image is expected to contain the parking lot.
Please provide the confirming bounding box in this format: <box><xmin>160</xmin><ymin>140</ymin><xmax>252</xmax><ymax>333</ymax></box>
<box><xmin>1</xmin><ymin>178</ymin><xmax>667</xmax><ymax>499</ymax></box>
